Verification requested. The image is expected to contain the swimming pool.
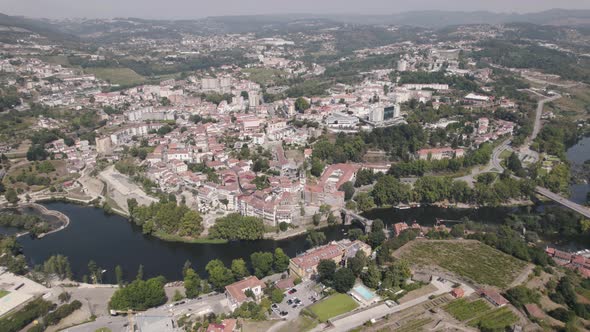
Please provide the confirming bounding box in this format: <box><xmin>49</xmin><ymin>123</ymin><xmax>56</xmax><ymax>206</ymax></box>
<box><xmin>353</xmin><ymin>284</ymin><xmax>376</xmax><ymax>301</ymax></box>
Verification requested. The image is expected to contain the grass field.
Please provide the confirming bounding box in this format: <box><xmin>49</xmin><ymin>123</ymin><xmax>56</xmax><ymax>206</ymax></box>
<box><xmin>552</xmin><ymin>87</ymin><xmax>590</xmax><ymax>119</ymax></box>
<box><xmin>0</xmin><ymin>290</ymin><xmax>9</xmax><ymax>298</ymax></box>
<box><xmin>242</xmin><ymin>68</ymin><xmax>288</xmax><ymax>85</ymax></box>
<box><xmin>468</xmin><ymin>307</ymin><xmax>519</xmax><ymax>330</ymax></box>
<box><xmin>85</xmin><ymin>67</ymin><xmax>146</xmax><ymax>86</ymax></box>
<box><xmin>309</xmin><ymin>293</ymin><xmax>358</xmax><ymax>322</ymax></box>
<box><xmin>278</xmin><ymin>315</ymin><xmax>318</xmax><ymax>332</ymax></box>
<box><xmin>499</xmin><ymin>150</ymin><xmax>512</xmax><ymax>160</ymax></box>
<box><xmin>399</xmin><ymin>240</ymin><xmax>528</xmax><ymax>288</ymax></box>
<box><xmin>443</xmin><ymin>299</ymin><xmax>491</xmax><ymax>321</ymax></box>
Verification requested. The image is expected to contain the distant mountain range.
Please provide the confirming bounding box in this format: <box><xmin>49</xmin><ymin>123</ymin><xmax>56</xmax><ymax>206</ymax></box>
<box><xmin>1</xmin><ymin>9</ymin><xmax>590</xmax><ymax>42</ymax></box>
<box><xmin>322</xmin><ymin>9</ymin><xmax>590</xmax><ymax>27</ymax></box>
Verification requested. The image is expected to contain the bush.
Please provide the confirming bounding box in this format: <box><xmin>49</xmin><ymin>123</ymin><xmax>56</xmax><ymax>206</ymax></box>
<box><xmin>548</xmin><ymin>308</ymin><xmax>575</xmax><ymax>323</ymax></box>
<box><xmin>0</xmin><ymin>298</ymin><xmax>54</xmax><ymax>332</ymax></box>
<box><xmin>109</xmin><ymin>276</ymin><xmax>167</xmax><ymax>311</ymax></box>
<box><xmin>44</xmin><ymin>300</ymin><xmax>82</xmax><ymax>326</ymax></box>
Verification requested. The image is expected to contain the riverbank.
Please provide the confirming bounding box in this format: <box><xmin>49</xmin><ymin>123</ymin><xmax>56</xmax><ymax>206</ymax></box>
<box><xmin>0</xmin><ymin>202</ymin><xmax>71</xmax><ymax>238</ymax></box>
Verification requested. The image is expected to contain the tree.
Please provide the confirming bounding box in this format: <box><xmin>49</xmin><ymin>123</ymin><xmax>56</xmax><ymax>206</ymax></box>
<box><xmin>206</xmin><ymin>260</ymin><xmax>234</xmax><ymax>290</ymax></box>
<box><xmin>209</xmin><ymin>214</ymin><xmax>265</xmax><ymax>240</ymax></box>
<box><xmin>279</xmin><ymin>222</ymin><xmax>289</xmax><ymax>232</ymax></box>
<box><xmin>182</xmin><ymin>260</ymin><xmax>192</xmax><ymax>277</ymax></box>
<box><xmin>368</xmin><ymin>230</ymin><xmax>386</xmax><ymax>248</ymax></box>
<box><xmin>58</xmin><ymin>291</ymin><xmax>71</xmax><ymax>303</ymax></box>
<box><xmin>317</xmin><ymin>259</ymin><xmax>337</xmax><ymax>283</ymax></box>
<box><xmin>348</xmin><ymin>250</ymin><xmax>367</xmax><ymax>276</ymax></box>
<box><xmin>115</xmin><ymin>265</ymin><xmax>124</xmax><ymax>287</ymax></box>
<box><xmin>294</xmin><ymin>97</ymin><xmax>310</xmax><ymax>112</ymax></box>
<box><xmin>271</xmin><ymin>288</ymin><xmax>285</xmax><ymax>303</ymax></box>
<box><xmin>348</xmin><ymin>228</ymin><xmax>364</xmax><ymax>241</ymax></box>
<box><xmin>339</xmin><ymin>182</ymin><xmax>355</xmax><ymax>201</ymax></box>
<box><xmin>245</xmin><ymin>288</ymin><xmax>255</xmax><ymax>299</ymax></box>
<box><xmin>354</xmin><ymin>192</ymin><xmax>375</xmax><ymax>212</ymax></box>
<box><xmin>43</xmin><ymin>255</ymin><xmax>72</xmax><ymax>280</ymax></box>
<box><xmin>231</xmin><ymin>259</ymin><xmax>250</xmax><ymax>279</ymax></box>
<box><xmin>327</xmin><ymin>213</ymin><xmax>337</xmax><ymax>225</ymax></box>
<box><xmin>173</xmin><ymin>290</ymin><xmax>184</xmax><ymax>302</ymax></box>
<box><xmin>88</xmin><ymin>260</ymin><xmax>102</xmax><ymax>284</ymax></box>
<box><xmin>333</xmin><ymin>268</ymin><xmax>356</xmax><ymax>293</ymax></box>
<box><xmin>355</xmin><ymin>169</ymin><xmax>375</xmax><ymax>187</ymax></box>
<box><xmin>127</xmin><ymin>198</ymin><xmax>138</xmax><ymax>214</ymax></box>
<box><xmin>371</xmin><ymin>176</ymin><xmax>411</xmax><ymax>206</ymax></box>
<box><xmin>506</xmin><ymin>152</ymin><xmax>525</xmax><ymax>176</ymax></box>
<box><xmin>361</xmin><ymin>263</ymin><xmax>381</xmax><ymax>289</ymax></box>
<box><xmin>372</xmin><ymin>219</ymin><xmax>385</xmax><ymax>232</ymax></box>
<box><xmin>5</xmin><ymin>188</ymin><xmax>19</xmax><ymax>204</ymax></box>
<box><xmin>184</xmin><ymin>268</ymin><xmax>201</xmax><ymax>299</ymax></box>
<box><xmin>450</xmin><ymin>224</ymin><xmax>465</xmax><ymax>238</ymax></box>
<box><xmin>306</xmin><ymin>230</ymin><xmax>326</xmax><ymax>247</ymax></box>
<box><xmin>108</xmin><ymin>276</ymin><xmax>167</xmax><ymax>311</ymax></box>
<box><xmin>136</xmin><ymin>264</ymin><xmax>144</xmax><ymax>280</ymax></box>
<box><xmin>251</xmin><ymin>252</ymin><xmax>274</xmax><ymax>278</ymax></box>
<box><xmin>178</xmin><ymin>210</ymin><xmax>204</xmax><ymax>237</ymax></box>
<box><xmin>310</xmin><ymin>158</ymin><xmax>325</xmax><ymax>177</ymax></box>
<box><xmin>312</xmin><ymin>213</ymin><xmax>321</xmax><ymax>226</ymax></box>
<box><xmin>274</xmin><ymin>248</ymin><xmax>290</xmax><ymax>273</ymax></box>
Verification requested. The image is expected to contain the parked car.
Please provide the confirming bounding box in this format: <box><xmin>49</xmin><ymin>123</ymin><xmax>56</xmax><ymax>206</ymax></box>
<box><xmin>288</xmin><ymin>288</ymin><xmax>298</xmax><ymax>294</ymax></box>
<box><xmin>271</xmin><ymin>304</ymin><xmax>279</xmax><ymax>309</ymax></box>
<box><xmin>287</xmin><ymin>299</ymin><xmax>293</xmax><ymax>305</ymax></box>
<box><xmin>280</xmin><ymin>311</ymin><xmax>288</xmax><ymax>317</ymax></box>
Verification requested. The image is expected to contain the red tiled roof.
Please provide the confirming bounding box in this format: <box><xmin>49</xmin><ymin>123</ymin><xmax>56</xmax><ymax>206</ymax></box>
<box><xmin>206</xmin><ymin>319</ymin><xmax>237</xmax><ymax>332</ymax></box>
<box><xmin>291</xmin><ymin>244</ymin><xmax>342</xmax><ymax>269</ymax></box>
<box><xmin>479</xmin><ymin>289</ymin><xmax>508</xmax><ymax>306</ymax></box>
<box><xmin>225</xmin><ymin>276</ymin><xmax>265</xmax><ymax>304</ymax></box>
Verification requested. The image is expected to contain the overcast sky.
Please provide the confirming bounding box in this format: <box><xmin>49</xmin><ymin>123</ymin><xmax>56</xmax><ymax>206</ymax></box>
<box><xmin>2</xmin><ymin>0</ymin><xmax>590</xmax><ymax>19</ymax></box>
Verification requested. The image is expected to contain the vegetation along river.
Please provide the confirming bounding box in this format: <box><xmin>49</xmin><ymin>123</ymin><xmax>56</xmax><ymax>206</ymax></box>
<box><xmin>7</xmin><ymin>137</ymin><xmax>590</xmax><ymax>284</ymax></box>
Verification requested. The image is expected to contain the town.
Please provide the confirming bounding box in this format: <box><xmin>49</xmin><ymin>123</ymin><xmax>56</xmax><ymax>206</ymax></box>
<box><xmin>1</xmin><ymin>6</ymin><xmax>590</xmax><ymax>332</ymax></box>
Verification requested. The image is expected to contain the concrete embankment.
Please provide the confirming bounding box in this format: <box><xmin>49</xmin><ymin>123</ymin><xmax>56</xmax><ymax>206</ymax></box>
<box><xmin>17</xmin><ymin>203</ymin><xmax>71</xmax><ymax>238</ymax></box>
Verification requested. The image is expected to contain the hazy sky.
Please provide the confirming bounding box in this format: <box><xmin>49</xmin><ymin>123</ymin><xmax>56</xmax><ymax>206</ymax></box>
<box><xmin>2</xmin><ymin>0</ymin><xmax>590</xmax><ymax>19</ymax></box>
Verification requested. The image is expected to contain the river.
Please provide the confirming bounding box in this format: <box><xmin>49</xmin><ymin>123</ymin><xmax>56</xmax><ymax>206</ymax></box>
<box><xmin>13</xmin><ymin>202</ymin><xmax>521</xmax><ymax>284</ymax></box>
<box><xmin>6</xmin><ymin>137</ymin><xmax>590</xmax><ymax>284</ymax></box>
<box><xmin>567</xmin><ymin>135</ymin><xmax>590</xmax><ymax>204</ymax></box>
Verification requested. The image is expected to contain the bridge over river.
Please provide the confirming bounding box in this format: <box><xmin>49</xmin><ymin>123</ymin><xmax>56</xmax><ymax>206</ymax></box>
<box><xmin>341</xmin><ymin>208</ymin><xmax>373</xmax><ymax>233</ymax></box>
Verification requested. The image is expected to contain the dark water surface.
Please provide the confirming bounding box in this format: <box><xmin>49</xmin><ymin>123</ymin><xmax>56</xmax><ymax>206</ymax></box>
<box><xmin>7</xmin><ymin>137</ymin><xmax>590</xmax><ymax>283</ymax></box>
<box><xmin>15</xmin><ymin>202</ymin><xmax>516</xmax><ymax>283</ymax></box>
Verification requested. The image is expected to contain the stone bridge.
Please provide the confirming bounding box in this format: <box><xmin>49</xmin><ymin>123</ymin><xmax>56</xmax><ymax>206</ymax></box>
<box><xmin>341</xmin><ymin>208</ymin><xmax>373</xmax><ymax>233</ymax></box>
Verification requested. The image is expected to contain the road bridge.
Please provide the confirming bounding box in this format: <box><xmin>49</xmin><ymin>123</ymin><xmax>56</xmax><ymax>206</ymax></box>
<box><xmin>535</xmin><ymin>186</ymin><xmax>590</xmax><ymax>218</ymax></box>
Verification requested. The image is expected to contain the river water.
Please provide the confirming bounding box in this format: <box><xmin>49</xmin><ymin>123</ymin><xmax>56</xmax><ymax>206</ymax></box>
<box><xmin>5</xmin><ymin>137</ymin><xmax>590</xmax><ymax>283</ymax></box>
<box><xmin>14</xmin><ymin>202</ymin><xmax>520</xmax><ymax>283</ymax></box>
<box><xmin>567</xmin><ymin>135</ymin><xmax>590</xmax><ymax>204</ymax></box>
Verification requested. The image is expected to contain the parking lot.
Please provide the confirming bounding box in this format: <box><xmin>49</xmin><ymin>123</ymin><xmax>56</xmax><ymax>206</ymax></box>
<box><xmin>270</xmin><ymin>280</ymin><xmax>318</xmax><ymax>320</ymax></box>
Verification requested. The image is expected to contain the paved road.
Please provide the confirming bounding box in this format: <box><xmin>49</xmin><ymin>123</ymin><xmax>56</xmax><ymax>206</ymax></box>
<box><xmin>535</xmin><ymin>186</ymin><xmax>590</xmax><ymax>218</ymax></box>
<box><xmin>311</xmin><ymin>278</ymin><xmax>453</xmax><ymax>332</ymax></box>
<box><xmin>65</xmin><ymin>293</ymin><xmax>228</xmax><ymax>332</ymax></box>
<box><xmin>529</xmin><ymin>93</ymin><xmax>562</xmax><ymax>145</ymax></box>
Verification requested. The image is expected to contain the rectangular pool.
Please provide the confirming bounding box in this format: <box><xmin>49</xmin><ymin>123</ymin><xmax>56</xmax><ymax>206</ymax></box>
<box><xmin>353</xmin><ymin>284</ymin><xmax>376</xmax><ymax>301</ymax></box>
